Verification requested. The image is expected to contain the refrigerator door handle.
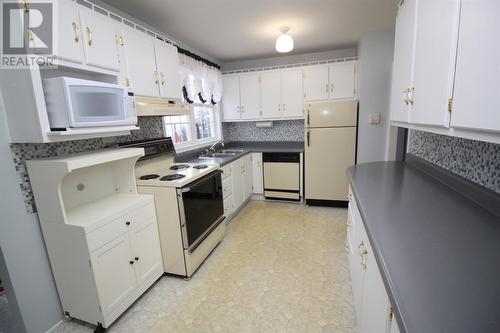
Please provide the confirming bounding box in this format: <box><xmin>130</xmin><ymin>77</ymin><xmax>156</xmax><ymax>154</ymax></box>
<box><xmin>307</xmin><ymin>110</ymin><xmax>310</xmax><ymax>125</ymax></box>
<box><xmin>307</xmin><ymin>131</ymin><xmax>310</xmax><ymax>147</ymax></box>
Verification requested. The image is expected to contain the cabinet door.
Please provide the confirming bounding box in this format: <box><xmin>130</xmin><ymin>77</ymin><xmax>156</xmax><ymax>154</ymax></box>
<box><xmin>123</xmin><ymin>26</ymin><xmax>160</xmax><ymax>97</ymax></box>
<box><xmin>252</xmin><ymin>153</ymin><xmax>263</xmax><ymax>195</ymax></box>
<box><xmin>303</xmin><ymin>66</ymin><xmax>329</xmax><ymax>101</ymax></box>
<box><xmin>240</xmin><ymin>74</ymin><xmax>260</xmax><ymax>120</ymax></box>
<box><xmin>79</xmin><ymin>7</ymin><xmax>120</xmax><ymax>72</ymax></box>
<box><xmin>389</xmin><ymin>0</ymin><xmax>417</xmax><ymax>123</ymax></box>
<box><xmin>56</xmin><ymin>0</ymin><xmax>84</xmax><ymax>64</ymax></box>
<box><xmin>411</xmin><ymin>0</ymin><xmax>460</xmax><ymax>127</ymax></box>
<box><xmin>348</xmin><ymin>204</ymin><xmax>365</xmax><ymax>324</ymax></box>
<box><xmin>281</xmin><ymin>69</ymin><xmax>304</xmax><ymax>118</ymax></box>
<box><xmin>450</xmin><ymin>0</ymin><xmax>500</xmax><ymax>133</ymax></box>
<box><xmin>329</xmin><ymin>62</ymin><xmax>356</xmax><ymax>100</ymax></box>
<box><xmin>243</xmin><ymin>155</ymin><xmax>253</xmax><ymax>200</ymax></box>
<box><xmin>358</xmin><ymin>229</ymin><xmax>391</xmax><ymax>333</ymax></box>
<box><xmin>231</xmin><ymin>159</ymin><xmax>244</xmax><ymax>210</ymax></box>
<box><xmin>90</xmin><ymin>233</ymin><xmax>136</xmax><ymax>316</ymax></box>
<box><xmin>155</xmin><ymin>41</ymin><xmax>182</xmax><ymax>100</ymax></box>
<box><xmin>222</xmin><ymin>76</ymin><xmax>241</xmax><ymax>121</ymax></box>
<box><xmin>260</xmin><ymin>71</ymin><xmax>282</xmax><ymax>119</ymax></box>
<box><xmin>130</xmin><ymin>220</ymin><xmax>162</xmax><ymax>285</ymax></box>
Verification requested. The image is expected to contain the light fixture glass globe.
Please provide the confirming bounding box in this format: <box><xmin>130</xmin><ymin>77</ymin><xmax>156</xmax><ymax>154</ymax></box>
<box><xmin>275</xmin><ymin>33</ymin><xmax>294</xmax><ymax>53</ymax></box>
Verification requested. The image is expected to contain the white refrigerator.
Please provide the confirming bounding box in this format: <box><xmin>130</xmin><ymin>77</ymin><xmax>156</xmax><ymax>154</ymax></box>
<box><xmin>304</xmin><ymin>100</ymin><xmax>358</xmax><ymax>205</ymax></box>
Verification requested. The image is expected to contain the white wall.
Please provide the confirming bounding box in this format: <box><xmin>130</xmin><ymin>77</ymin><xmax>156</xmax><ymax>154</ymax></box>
<box><xmin>356</xmin><ymin>30</ymin><xmax>395</xmax><ymax>163</ymax></box>
<box><xmin>222</xmin><ymin>48</ymin><xmax>357</xmax><ymax>71</ymax></box>
<box><xmin>0</xmin><ymin>95</ymin><xmax>62</xmax><ymax>332</ymax></box>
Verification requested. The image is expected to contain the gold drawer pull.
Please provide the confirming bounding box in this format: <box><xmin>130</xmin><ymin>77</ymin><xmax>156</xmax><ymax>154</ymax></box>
<box><xmin>86</xmin><ymin>27</ymin><xmax>92</xmax><ymax>46</ymax></box>
<box><xmin>72</xmin><ymin>22</ymin><xmax>80</xmax><ymax>43</ymax></box>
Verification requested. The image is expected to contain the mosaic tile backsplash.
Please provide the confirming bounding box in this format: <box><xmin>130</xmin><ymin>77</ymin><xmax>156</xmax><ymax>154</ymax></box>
<box><xmin>11</xmin><ymin>117</ymin><xmax>165</xmax><ymax>213</ymax></box>
<box><xmin>408</xmin><ymin>130</ymin><xmax>500</xmax><ymax>194</ymax></box>
<box><xmin>222</xmin><ymin>120</ymin><xmax>304</xmax><ymax>142</ymax></box>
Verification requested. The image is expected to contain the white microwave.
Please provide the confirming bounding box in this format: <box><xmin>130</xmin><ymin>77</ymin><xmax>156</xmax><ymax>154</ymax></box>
<box><xmin>42</xmin><ymin>77</ymin><xmax>137</xmax><ymax>129</ymax></box>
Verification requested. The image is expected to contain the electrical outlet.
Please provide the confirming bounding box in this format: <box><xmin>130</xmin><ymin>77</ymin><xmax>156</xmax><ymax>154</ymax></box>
<box><xmin>368</xmin><ymin>112</ymin><xmax>380</xmax><ymax>124</ymax></box>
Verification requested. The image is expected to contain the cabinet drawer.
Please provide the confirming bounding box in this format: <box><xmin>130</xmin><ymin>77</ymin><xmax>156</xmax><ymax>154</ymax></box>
<box><xmin>222</xmin><ymin>177</ymin><xmax>233</xmax><ymax>199</ymax></box>
<box><xmin>223</xmin><ymin>196</ymin><xmax>233</xmax><ymax>217</ymax></box>
<box><xmin>87</xmin><ymin>202</ymin><xmax>156</xmax><ymax>252</ymax></box>
<box><xmin>221</xmin><ymin>165</ymin><xmax>232</xmax><ymax>180</ymax></box>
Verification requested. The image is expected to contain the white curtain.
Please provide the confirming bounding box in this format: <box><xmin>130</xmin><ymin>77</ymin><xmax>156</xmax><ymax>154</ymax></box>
<box><xmin>178</xmin><ymin>53</ymin><xmax>223</xmax><ymax>103</ymax></box>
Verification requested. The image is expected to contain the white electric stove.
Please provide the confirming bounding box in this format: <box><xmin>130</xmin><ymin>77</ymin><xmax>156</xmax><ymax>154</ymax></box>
<box><xmin>118</xmin><ymin>138</ymin><xmax>226</xmax><ymax>278</ymax></box>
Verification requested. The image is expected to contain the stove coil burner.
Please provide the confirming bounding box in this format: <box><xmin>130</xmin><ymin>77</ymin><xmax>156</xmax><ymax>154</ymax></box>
<box><xmin>193</xmin><ymin>164</ymin><xmax>209</xmax><ymax>169</ymax></box>
<box><xmin>160</xmin><ymin>174</ymin><xmax>186</xmax><ymax>181</ymax></box>
<box><xmin>170</xmin><ymin>164</ymin><xmax>190</xmax><ymax>171</ymax></box>
<box><xmin>139</xmin><ymin>174</ymin><xmax>160</xmax><ymax>180</ymax></box>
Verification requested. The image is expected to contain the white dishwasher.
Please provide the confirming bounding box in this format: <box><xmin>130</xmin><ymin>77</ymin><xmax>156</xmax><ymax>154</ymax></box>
<box><xmin>263</xmin><ymin>152</ymin><xmax>301</xmax><ymax>201</ymax></box>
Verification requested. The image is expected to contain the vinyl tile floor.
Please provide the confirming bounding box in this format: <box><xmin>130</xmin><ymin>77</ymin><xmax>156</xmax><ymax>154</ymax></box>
<box><xmin>53</xmin><ymin>201</ymin><xmax>356</xmax><ymax>333</ymax></box>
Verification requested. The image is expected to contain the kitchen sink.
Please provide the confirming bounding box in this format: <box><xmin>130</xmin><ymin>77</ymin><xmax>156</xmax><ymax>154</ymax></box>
<box><xmin>210</xmin><ymin>152</ymin><xmax>238</xmax><ymax>157</ymax></box>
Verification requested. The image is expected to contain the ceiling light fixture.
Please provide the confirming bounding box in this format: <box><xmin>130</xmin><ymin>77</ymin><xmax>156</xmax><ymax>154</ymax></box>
<box><xmin>275</xmin><ymin>27</ymin><xmax>294</xmax><ymax>53</ymax></box>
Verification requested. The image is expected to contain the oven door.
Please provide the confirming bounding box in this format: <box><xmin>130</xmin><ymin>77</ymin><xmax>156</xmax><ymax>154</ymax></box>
<box><xmin>177</xmin><ymin>170</ymin><xmax>225</xmax><ymax>253</ymax></box>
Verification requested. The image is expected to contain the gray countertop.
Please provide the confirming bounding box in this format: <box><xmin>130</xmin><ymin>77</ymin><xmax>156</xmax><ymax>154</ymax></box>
<box><xmin>347</xmin><ymin>161</ymin><xmax>500</xmax><ymax>333</ymax></box>
<box><xmin>175</xmin><ymin>141</ymin><xmax>304</xmax><ymax>166</ymax></box>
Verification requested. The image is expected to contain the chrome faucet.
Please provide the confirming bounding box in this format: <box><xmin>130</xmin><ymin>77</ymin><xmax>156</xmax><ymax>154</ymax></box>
<box><xmin>201</xmin><ymin>139</ymin><xmax>224</xmax><ymax>156</ymax></box>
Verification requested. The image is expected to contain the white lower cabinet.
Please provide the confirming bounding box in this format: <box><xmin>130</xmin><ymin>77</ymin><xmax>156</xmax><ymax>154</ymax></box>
<box><xmin>348</xmin><ymin>188</ymin><xmax>400</xmax><ymax>333</ymax></box>
<box><xmin>222</xmin><ymin>154</ymin><xmax>256</xmax><ymax>219</ymax></box>
<box><xmin>251</xmin><ymin>153</ymin><xmax>263</xmax><ymax>195</ymax></box>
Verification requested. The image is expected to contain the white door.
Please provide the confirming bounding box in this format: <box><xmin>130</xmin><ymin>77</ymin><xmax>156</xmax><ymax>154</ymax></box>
<box><xmin>358</xmin><ymin>231</ymin><xmax>391</xmax><ymax>333</ymax></box>
<box><xmin>222</xmin><ymin>76</ymin><xmax>241</xmax><ymax>121</ymax></box>
<box><xmin>231</xmin><ymin>159</ymin><xmax>244</xmax><ymax>209</ymax></box>
<box><xmin>123</xmin><ymin>26</ymin><xmax>159</xmax><ymax>97</ymax></box>
<box><xmin>239</xmin><ymin>74</ymin><xmax>260</xmax><ymax>120</ymax></box>
<box><xmin>305</xmin><ymin>127</ymin><xmax>356</xmax><ymax>201</ymax></box>
<box><xmin>129</xmin><ymin>220</ymin><xmax>162</xmax><ymax>285</ymax></box>
<box><xmin>155</xmin><ymin>41</ymin><xmax>182</xmax><ymax>100</ymax></box>
<box><xmin>329</xmin><ymin>62</ymin><xmax>356</xmax><ymax>100</ymax></box>
<box><xmin>411</xmin><ymin>0</ymin><xmax>460</xmax><ymax>127</ymax></box>
<box><xmin>251</xmin><ymin>153</ymin><xmax>263</xmax><ymax>195</ymax></box>
<box><xmin>260</xmin><ymin>71</ymin><xmax>282</xmax><ymax>119</ymax></box>
<box><xmin>78</xmin><ymin>7</ymin><xmax>120</xmax><ymax>72</ymax></box>
<box><xmin>389</xmin><ymin>0</ymin><xmax>418</xmax><ymax>124</ymax></box>
<box><xmin>451</xmin><ymin>0</ymin><xmax>500</xmax><ymax>133</ymax></box>
<box><xmin>56</xmin><ymin>0</ymin><xmax>84</xmax><ymax>64</ymax></box>
<box><xmin>281</xmin><ymin>69</ymin><xmax>304</xmax><ymax>118</ymax></box>
<box><xmin>90</xmin><ymin>233</ymin><xmax>136</xmax><ymax>316</ymax></box>
<box><xmin>243</xmin><ymin>155</ymin><xmax>253</xmax><ymax>200</ymax></box>
<box><xmin>303</xmin><ymin>66</ymin><xmax>329</xmax><ymax>101</ymax></box>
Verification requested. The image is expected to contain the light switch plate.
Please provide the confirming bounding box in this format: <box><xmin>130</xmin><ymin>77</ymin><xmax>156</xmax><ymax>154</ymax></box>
<box><xmin>368</xmin><ymin>113</ymin><xmax>381</xmax><ymax>124</ymax></box>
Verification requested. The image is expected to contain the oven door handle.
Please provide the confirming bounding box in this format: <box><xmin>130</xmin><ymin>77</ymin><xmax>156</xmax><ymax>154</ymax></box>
<box><xmin>180</xmin><ymin>170</ymin><xmax>223</xmax><ymax>193</ymax></box>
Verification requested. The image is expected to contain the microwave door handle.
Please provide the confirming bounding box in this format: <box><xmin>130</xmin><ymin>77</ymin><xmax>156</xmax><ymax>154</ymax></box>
<box><xmin>180</xmin><ymin>170</ymin><xmax>223</xmax><ymax>193</ymax></box>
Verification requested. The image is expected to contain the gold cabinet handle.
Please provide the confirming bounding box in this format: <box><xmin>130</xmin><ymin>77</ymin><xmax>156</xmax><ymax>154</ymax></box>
<box><xmin>154</xmin><ymin>71</ymin><xmax>159</xmax><ymax>85</ymax></box>
<box><xmin>72</xmin><ymin>22</ymin><xmax>80</xmax><ymax>43</ymax></box>
<box><xmin>348</xmin><ymin>193</ymin><xmax>353</xmax><ymax>200</ymax></box>
<box><xmin>85</xmin><ymin>27</ymin><xmax>92</xmax><ymax>46</ymax></box>
<box><xmin>325</xmin><ymin>83</ymin><xmax>329</xmax><ymax>93</ymax></box>
<box><xmin>330</xmin><ymin>83</ymin><xmax>334</xmax><ymax>92</ymax></box>
<box><xmin>23</xmin><ymin>0</ymin><xmax>29</xmax><ymax>12</ymax></box>
<box><xmin>347</xmin><ymin>220</ymin><xmax>352</xmax><ymax>227</ymax></box>
<box><xmin>160</xmin><ymin>72</ymin><xmax>165</xmax><ymax>85</ymax></box>
<box><xmin>403</xmin><ymin>88</ymin><xmax>410</xmax><ymax>105</ymax></box>
<box><xmin>26</xmin><ymin>28</ymin><xmax>34</xmax><ymax>42</ymax></box>
<box><xmin>408</xmin><ymin>86</ymin><xmax>415</xmax><ymax>105</ymax></box>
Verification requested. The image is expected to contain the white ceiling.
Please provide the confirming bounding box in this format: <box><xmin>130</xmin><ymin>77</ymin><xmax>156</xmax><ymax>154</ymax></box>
<box><xmin>101</xmin><ymin>0</ymin><xmax>398</xmax><ymax>63</ymax></box>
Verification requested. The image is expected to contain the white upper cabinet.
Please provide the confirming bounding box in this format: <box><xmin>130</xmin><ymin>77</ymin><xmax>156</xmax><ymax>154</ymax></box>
<box><xmin>303</xmin><ymin>65</ymin><xmax>330</xmax><ymax>101</ymax></box>
<box><xmin>123</xmin><ymin>26</ymin><xmax>159</xmax><ymax>97</ymax></box>
<box><xmin>281</xmin><ymin>69</ymin><xmax>304</xmax><ymax>118</ymax></box>
<box><xmin>114</xmin><ymin>24</ymin><xmax>129</xmax><ymax>88</ymax></box>
<box><xmin>154</xmin><ymin>41</ymin><xmax>182</xmax><ymax>100</ymax></box>
<box><xmin>56</xmin><ymin>0</ymin><xmax>84</xmax><ymax>64</ymax></box>
<box><xmin>260</xmin><ymin>71</ymin><xmax>282</xmax><ymax>119</ymax></box>
<box><xmin>450</xmin><ymin>0</ymin><xmax>500</xmax><ymax>133</ymax></box>
<box><xmin>411</xmin><ymin>0</ymin><xmax>460</xmax><ymax>127</ymax></box>
<box><xmin>390</xmin><ymin>0</ymin><xmax>418</xmax><ymax>124</ymax></box>
<box><xmin>79</xmin><ymin>7</ymin><xmax>120</xmax><ymax>72</ymax></box>
<box><xmin>390</xmin><ymin>0</ymin><xmax>500</xmax><ymax>143</ymax></box>
<box><xmin>222</xmin><ymin>76</ymin><xmax>242</xmax><ymax>120</ymax></box>
<box><xmin>239</xmin><ymin>74</ymin><xmax>260</xmax><ymax>120</ymax></box>
<box><xmin>329</xmin><ymin>62</ymin><xmax>356</xmax><ymax>100</ymax></box>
